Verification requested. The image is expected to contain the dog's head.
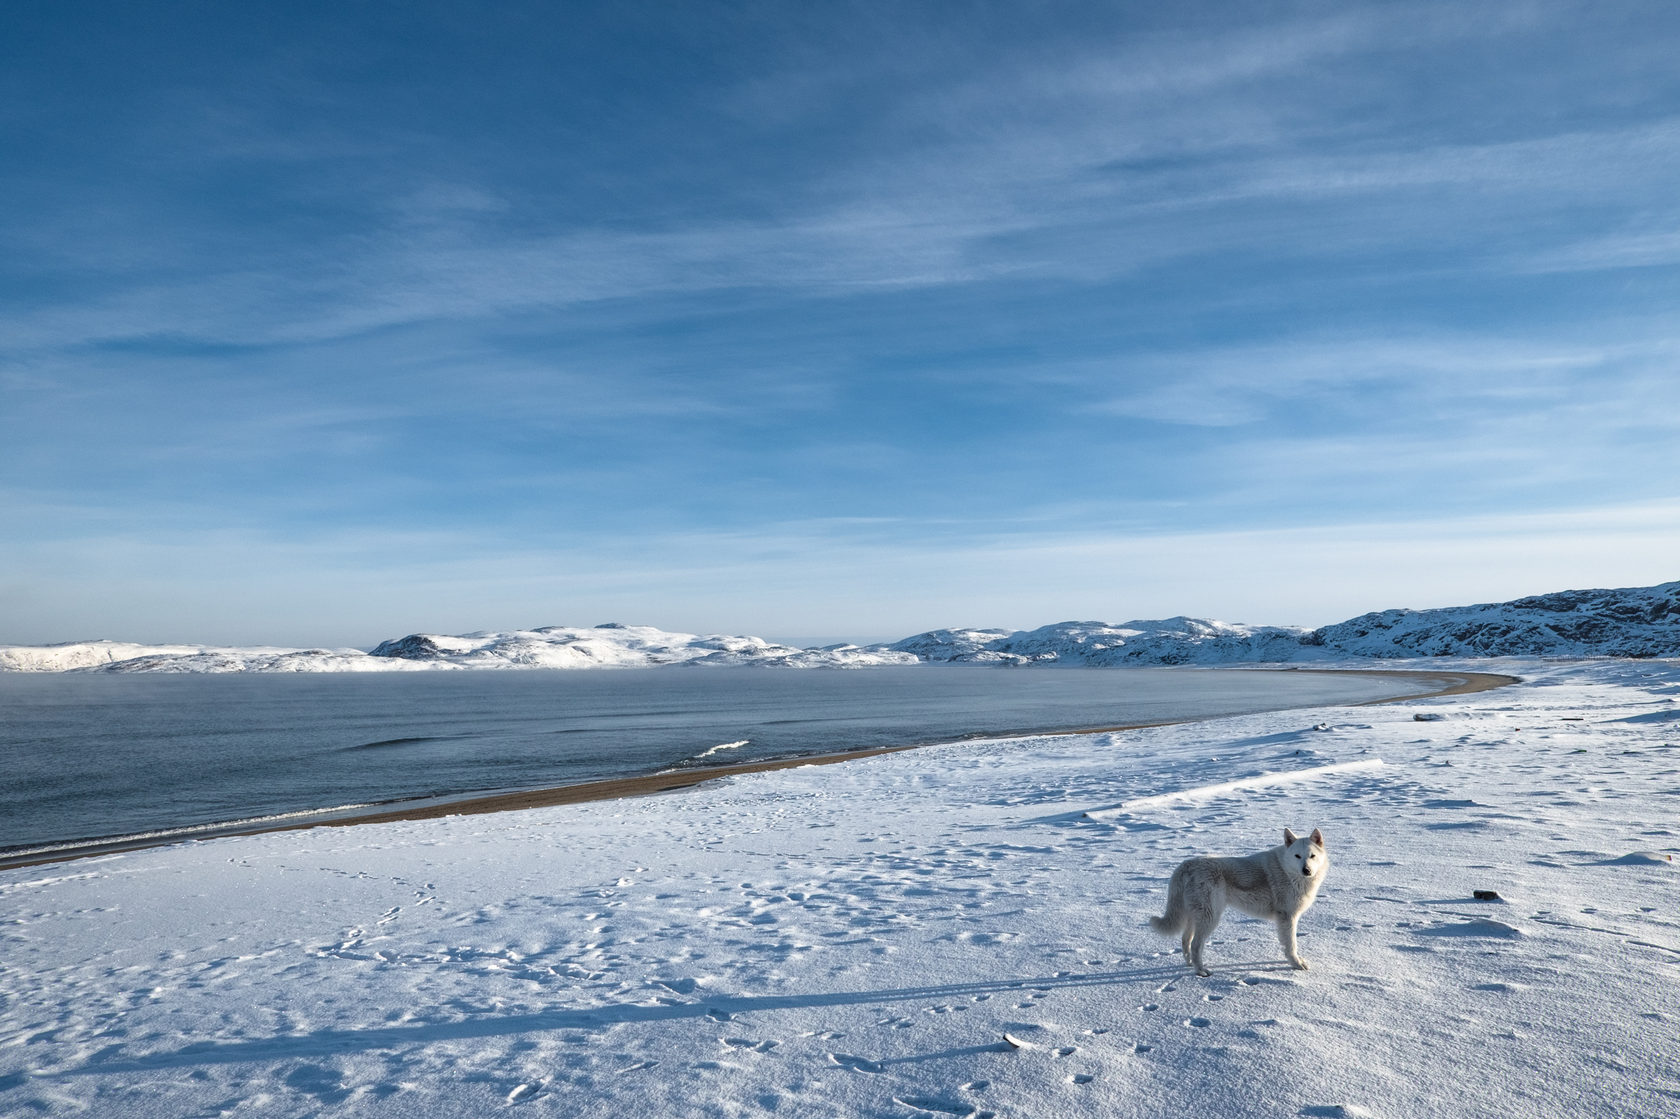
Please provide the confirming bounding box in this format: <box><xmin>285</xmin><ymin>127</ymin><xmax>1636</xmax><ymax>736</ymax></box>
<box><xmin>1283</xmin><ymin>827</ymin><xmax>1328</xmax><ymax>879</ymax></box>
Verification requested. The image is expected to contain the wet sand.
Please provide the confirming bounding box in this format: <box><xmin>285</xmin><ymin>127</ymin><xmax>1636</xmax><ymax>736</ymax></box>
<box><xmin>2</xmin><ymin>668</ymin><xmax>1517</xmax><ymax>870</ymax></box>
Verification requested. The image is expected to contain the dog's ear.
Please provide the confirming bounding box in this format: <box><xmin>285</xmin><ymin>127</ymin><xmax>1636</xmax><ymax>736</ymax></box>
<box><xmin>1284</xmin><ymin>827</ymin><xmax>1298</xmax><ymax>846</ymax></box>
<box><xmin>1310</xmin><ymin>828</ymin><xmax>1324</xmax><ymax>848</ymax></box>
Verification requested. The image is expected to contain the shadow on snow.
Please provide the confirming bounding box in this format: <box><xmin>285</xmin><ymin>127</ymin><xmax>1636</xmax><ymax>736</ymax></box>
<box><xmin>53</xmin><ymin>961</ymin><xmax>1297</xmax><ymax>1077</ymax></box>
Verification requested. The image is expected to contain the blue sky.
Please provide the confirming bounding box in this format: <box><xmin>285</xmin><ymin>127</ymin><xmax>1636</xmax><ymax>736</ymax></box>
<box><xmin>4</xmin><ymin>1</ymin><xmax>1679</xmax><ymax>647</ymax></box>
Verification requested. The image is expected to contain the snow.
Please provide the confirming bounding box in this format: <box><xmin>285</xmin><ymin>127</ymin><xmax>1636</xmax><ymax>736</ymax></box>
<box><xmin>890</xmin><ymin>617</ymin><xmax>1320</xmax><ymax>666</ymax></box>
<box><xmin>1315</xmin><ymin>580</ymin><xmax>1680</xmax><ymax>659</ymax></box>
<box><xmin>3</xmin><ymin>657</ymin><xmax>1677</xmax><ymax>1117</ymax></box>
<box><xmin>0</xmin><ymin>626</ymin><xmax>918</xmax><ymax>673</ymax></box>
<box><xmin>362</xmin><ymin>626</ymin><xmax>920</xmax><ymax>670</ymax></box>
<box><xmin>894</xmin><ymin>580</ymin><xmax>1680</xmax><ymax>665</ymax></box>
<box><xmin>7</xmin><ymin>579</ymin><xmax>1674</xmax><ymax>673</ymax></box>
<box><xmin>0</xmin><ymin>640</ymin><xmax>346</xmax><ymax>673</ymax></box>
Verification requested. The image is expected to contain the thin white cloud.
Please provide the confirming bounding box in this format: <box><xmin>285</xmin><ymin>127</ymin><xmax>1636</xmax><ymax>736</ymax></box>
<box><xmin>1090</xmin><ymin>332</ymin><xmax>1679</xmax><ymax>427</ymax></box>
<box><xmin>6</xmin><ymin>496</ymin><xmax>1679</xmax><ymax>646</ymax></box>
<box><xmin>10</xmin><ymin>6</ymin><xmax>1674</xmax><ymax>354</ymax></box>
<box><xmin>1511</xmin><ymin>227</ymin><xmax>1680</xmax><ymax>274</ymax></box>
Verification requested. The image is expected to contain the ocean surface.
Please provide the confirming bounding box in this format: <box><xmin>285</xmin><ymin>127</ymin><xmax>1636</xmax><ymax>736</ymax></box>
<box><xmin>0</xmin><ymin>666</ymin><xmax>1436</xmax><ymax>856</ymax></box>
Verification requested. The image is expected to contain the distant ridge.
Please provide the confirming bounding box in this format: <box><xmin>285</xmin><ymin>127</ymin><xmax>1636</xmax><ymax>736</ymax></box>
<box><xmin>1313</xmin><ymin>580</ymin><xmax>1680</xmax><ymax>659</ymax></box>
<box><xmin>2</xmin><ymin>580</ymin><xmax>1675</xmax><ymax>672</ymax></box>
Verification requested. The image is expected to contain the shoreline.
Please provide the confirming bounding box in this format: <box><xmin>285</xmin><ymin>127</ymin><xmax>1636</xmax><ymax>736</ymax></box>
<box><xmin>1</xmin><ymin>667</ymin><xmax>1518</xmax><ymax>871</ymax></box>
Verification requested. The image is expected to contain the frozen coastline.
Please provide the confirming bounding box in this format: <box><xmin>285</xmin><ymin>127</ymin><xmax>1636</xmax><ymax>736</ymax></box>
<box><xmin>5</xmin><ymin>577</ymin><xmax>1677</xmax><ymax>673</ymax></box>
<box><xmin>2</xmin><ymin>657</ymin><xmax>1677</xmax><ymax>1117</ymax></box>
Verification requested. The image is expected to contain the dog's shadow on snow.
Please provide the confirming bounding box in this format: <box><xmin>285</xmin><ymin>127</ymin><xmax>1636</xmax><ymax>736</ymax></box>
<box><xmin>57</xmin><ymin>962</ymin><xmax>1296</xmax><ymax>1077</ymax></box>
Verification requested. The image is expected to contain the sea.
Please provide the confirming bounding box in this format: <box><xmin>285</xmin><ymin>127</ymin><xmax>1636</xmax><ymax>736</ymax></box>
<box><xmin>0</xmin><ymin>666</ymin><xmax>1436</xmax><ymax>858</ymax></box>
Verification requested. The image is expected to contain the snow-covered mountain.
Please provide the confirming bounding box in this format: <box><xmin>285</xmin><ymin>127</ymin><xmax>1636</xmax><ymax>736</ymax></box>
<box><xmin>888</xmin><ymin>618</ymin><xmax>1317</xmax><ymax>666</ymax></box>
<box><xmin>3</xmin><ymin>579</ymin><xmax>1675</xmax><ymax>672</ymax></box>
<box><xmin>0</xmin><ymin>640</ymin><xmax>405</xmax><ymax>674</ymax></box>
<box><xmin>365</xmin><ymin>624</ymin><xmax>916</xmax><ymax>670</ymax></box>
<box><xmin>0</xmin><ymin>626</ymin><xmax>916</xmax><ymax>673</ymax></box>
<box><xmin>888</xmin><ymin>581</ymin><xmax>1680</xmax><ymax>664</ymax></box>
<box><xmin>1313</xmin><ymin>579</ymin><xmax>1680</xmax><ymax>658</ymax></box>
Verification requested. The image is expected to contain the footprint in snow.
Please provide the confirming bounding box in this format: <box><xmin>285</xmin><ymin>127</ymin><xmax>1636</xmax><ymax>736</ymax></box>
<box><xmin>891</xmin><ymin>1095</ymin><xmax>977</xmax><ymax>1116</ymax></box>
<box><xmin>1415</xmin><ymin>919</ymin><xmax>1523</xmax><ymax>939</ymax></box>
<box><xmin>506</xmin><ymin>1081</ymin><xmax>544</xmax><ymax>1104</ymax></box>
<box><xmin>829</xmin><ymin>1053</ymin><xmax>884</xmax><ymax>1074</ymax></box>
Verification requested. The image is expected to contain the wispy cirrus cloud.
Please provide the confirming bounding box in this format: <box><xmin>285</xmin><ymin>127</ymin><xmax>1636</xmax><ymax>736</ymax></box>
<box><xmin>4</xmin><ymin>1</ymin><xmax>1680</xmax><ymax>643</ymax></box>
<box><xmin>12</xmin><ymin>6</ymin><xmax>1676</xmax><ymax>353</ymax></box>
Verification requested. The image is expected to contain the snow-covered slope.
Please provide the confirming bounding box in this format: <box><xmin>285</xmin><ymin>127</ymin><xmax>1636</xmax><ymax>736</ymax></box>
<box><xmin>890</xmin><ymin>618</ymin><xmax>1318</xmax><ymax>665</ymax></box>
<box><xmin>879</xmin><ymin>627</ymin><xmax>1018</xmax><ymax>663</ymax></box>
<box><xmin>101</xmin><ymin>648</ymin><xmax>438</xmax><ymax>673</ymax></box>
<box><xmin>1314</xmin><ymin>579</ymin><xmax>1680</xmax><ymax>658</ymax></box>
<box><xmin>887</xmin><ymin>580</ymin><xmax>1680</xmax><ymax>665</ymax></box>
<box><xmin>0</xmin><ymin>640</ymin><xmax>245</xmax><ymax>672</ymax></box>
<box><xmin>0</xmin><ymin>625</ymin><xmax>917</xmax><ymax>673</ymax></box>
<box><xmin>0</xmin><ymin>640</ymin><xmax>435</xmax><ymax>674</ymax></box>
<box><xmin>4</xmin><ymin>580</ymin><xmax>1677</xmax><ymax>671</ymax></box>
<box><xmin>3</xmin><ymin>659</ymin><xmax>1676</xmax><ymax>1116</ymax></box>
<box><xmin>366</xmin><ymin>624</ymin><xmax>916</xmax><ymax>669</ymax></box>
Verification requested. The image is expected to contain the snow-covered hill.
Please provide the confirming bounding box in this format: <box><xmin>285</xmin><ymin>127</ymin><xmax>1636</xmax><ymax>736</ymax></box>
<box><xmin>366</xmin><ymin>624</ymin><xmax>916</xmax><ymax>670</ymax></box>
<box><xmin>1314</xmin><ymin>579</ymin><xmax>1680</xmax><ymax>658</ymax></box>
<box><xmin>0</xmin><ymin>626</ymin><xmax>916</xmax><ymax>673</ymax></box>
<box><xmin>0</xmin><ymin>640</ymin><xmax>392</xmax><ymax>673</ymax></box>
<box><xmin>888</xmin><ymin>580</ymin><xmax>1680</xmax><ymax>665</ymax></box>
<box><xmin>3</xmin><ymin>580</ymin><xmax>1676</xmax><ymax>672</ymax></box>
<box><xmin>888</xmin><ymin>618</ymin><xmax>1319</xmax><ymax>665</ymax></box>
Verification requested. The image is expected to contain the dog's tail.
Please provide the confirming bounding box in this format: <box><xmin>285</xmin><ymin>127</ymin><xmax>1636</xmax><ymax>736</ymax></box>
<box><xmin>1149</xmin><ymin>878</ymin><xmax>1185</xmax><ymax>936</ymax></box>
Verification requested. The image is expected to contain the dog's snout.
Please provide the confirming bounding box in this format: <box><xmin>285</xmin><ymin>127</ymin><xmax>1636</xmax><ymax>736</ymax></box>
<box><xmin>1302</xmin><ymin>866</ymin><xmax>1312</xmax><ymax>876</ymax></box>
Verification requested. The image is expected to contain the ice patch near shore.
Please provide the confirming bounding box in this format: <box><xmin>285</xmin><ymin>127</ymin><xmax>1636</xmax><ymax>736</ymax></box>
<box><xmin>3</xmin><ymin>658</ymin><xmax>1679</xmax><ymax>1117</ymax></box>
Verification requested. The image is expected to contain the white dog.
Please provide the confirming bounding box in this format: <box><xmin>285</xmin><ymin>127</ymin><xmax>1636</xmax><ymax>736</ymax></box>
<box><xmin>1150</xmin><ymin>828</ymin><xmax>1328</xmax><ymax>975</ymax></box>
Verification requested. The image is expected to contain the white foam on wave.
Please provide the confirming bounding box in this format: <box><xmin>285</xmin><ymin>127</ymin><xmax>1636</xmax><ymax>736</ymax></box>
<box><xmin>696</xmin><ymin>739</ymin><xmax>750</xmax><ymax>759</ymax></box>
<box><xmin>0</xmin><ymin>801</ymin><xmax>384</xmax><ymax>861</ymax></box>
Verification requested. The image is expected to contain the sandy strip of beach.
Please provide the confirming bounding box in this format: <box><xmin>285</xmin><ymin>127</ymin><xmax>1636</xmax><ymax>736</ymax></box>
<box><xmin>5</xmin><ymin>668</ymin><xmax>1517</xmax><ymax>870</ymax></box>
<box><xmin>310</xmin><ymin>668</ymin><xmax>1518</xmax><ymax>829</ymax></box>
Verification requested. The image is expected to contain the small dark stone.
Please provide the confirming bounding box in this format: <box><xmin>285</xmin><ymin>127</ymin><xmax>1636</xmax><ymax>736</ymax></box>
<box><xmin>1472</xmin><ymin>889</ymin><xmax>1502</xmax><ymax>902</ymax></box>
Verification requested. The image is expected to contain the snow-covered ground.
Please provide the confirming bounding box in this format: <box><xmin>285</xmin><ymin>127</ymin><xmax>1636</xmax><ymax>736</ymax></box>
<box><xmin>2</xmin><ymin>658</ymin><xmax>1677</xmax><ymax>1117</ymax></box>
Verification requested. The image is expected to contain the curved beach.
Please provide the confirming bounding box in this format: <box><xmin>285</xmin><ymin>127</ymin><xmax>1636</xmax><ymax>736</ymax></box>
<box><xmin>296</xmin><ymin>667</ymin><xmax>1516</xmax><ymax>828</ymax></box>
<box><xmin>4</xmin><ymin>659</ymin><xmax>1670</xmax><ymax>1119</ymax></box>
<box><xmin>2</xmin><ymin>667</ymin><xmax>1517</xmax><ymax>870</ymax></box>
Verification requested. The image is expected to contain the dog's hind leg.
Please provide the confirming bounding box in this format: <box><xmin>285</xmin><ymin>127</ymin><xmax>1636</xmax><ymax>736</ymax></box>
<box><xmin>1186</xmin><ymin>917</ymin><xmax>1215</xmax><ymax>976</ymax></box>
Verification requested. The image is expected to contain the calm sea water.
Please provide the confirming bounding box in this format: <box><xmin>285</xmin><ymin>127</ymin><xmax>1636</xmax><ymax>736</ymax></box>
<box><xmin>0</xmin><ymin>666</ymin><xmax>1430</xmax><ymax>854</ymax></box>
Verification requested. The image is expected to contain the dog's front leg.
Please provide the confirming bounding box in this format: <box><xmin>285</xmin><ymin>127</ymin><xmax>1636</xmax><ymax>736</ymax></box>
<box><xmin>1275</xmin><ymin>914</ymin><xmax>1309</xmax><ymax>970</ymax></box>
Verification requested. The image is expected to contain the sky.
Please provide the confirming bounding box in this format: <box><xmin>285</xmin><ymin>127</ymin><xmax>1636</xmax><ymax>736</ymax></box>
<box><xmin>4</xmin><ymin>0</ymin><xmax>1680</xmax><ymax>648</ymax></box>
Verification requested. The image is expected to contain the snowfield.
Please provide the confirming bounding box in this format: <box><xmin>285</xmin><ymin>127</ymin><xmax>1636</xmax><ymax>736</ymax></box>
<box><xmin>2</xmin><ymin>658</ymin><xmax>1676</xmax><ymax>1117</ymax></box>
